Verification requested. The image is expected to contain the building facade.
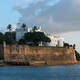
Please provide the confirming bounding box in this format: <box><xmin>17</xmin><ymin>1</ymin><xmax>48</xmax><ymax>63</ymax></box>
<box><xmin>16</xmin><ymin>24</ymin><xmax>64</xmax><ymax>47</ymax></box>
<box><xmin>16</xmin><ymin>23</ymin><xmax>28</xmax><ymax>41</ymax></box>
<box><xmin>47</xmin><ymin>34</ymin><xmax>64</xmax><ymax>47</ymax></box>
<box><xmin>16</xmin><ymin>23</ymin><xmax>42</xmax><ymax>41</ymax></box>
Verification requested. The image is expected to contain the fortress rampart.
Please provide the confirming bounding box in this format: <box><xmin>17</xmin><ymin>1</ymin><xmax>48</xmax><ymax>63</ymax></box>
<box><xmin>3</xmin><ymin>45</ymin><xmax>77</xmax><ymax>65</ymax></box>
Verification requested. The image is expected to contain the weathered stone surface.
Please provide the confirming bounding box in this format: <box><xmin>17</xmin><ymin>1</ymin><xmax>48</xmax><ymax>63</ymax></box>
<box><xmin>4</xmin><ymin>45</ymin><xmax>76</xmax><ymax>65</ymax></box>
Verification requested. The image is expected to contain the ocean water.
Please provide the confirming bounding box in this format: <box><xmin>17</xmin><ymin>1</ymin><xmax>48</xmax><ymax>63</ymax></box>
<box><xmin>0</xmin><ymin>65</ymin><xmax>80</xmax><ymax>80</ymax></box>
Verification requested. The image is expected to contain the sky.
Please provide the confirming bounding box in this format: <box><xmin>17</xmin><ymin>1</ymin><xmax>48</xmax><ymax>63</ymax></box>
<box><xmin>0</xmin><ymin>0</ymin><xmax>80</xmax><ymax>52</ymax></box>
<box><xmin>0</xmin><ymin>0</ymin><xmax>21</xmax><ymax>31</ymax></box>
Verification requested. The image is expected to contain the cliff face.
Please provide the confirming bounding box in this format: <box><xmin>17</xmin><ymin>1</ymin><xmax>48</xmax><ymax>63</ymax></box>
<box><xmin>4</xmin><ymin>45</ymin><xmax>76</xmax><ymax>65</ymax></box>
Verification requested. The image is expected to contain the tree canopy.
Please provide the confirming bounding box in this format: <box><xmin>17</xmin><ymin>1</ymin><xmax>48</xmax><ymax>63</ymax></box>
<box><xmin>0</xmin><ymin>32</ymin><xmax>4</xmax><ymax>44</ymax></box>
<box><xmin>4</xmin><ymin>32</ymin><xmax>16</xmax><ymax>44</ymax></box>
<box><xmin>75</xmin><ymin>50</ymin><xmax>80</xmax><ymax>61</ymax></box>
<box><xmin>18</xmin><ymin>39</ymin><xmax>26</xmax><ymax>45</ymax></box>
<box><xmin>7</xmin><ymin>24</ymin><xmax>12</xmax><ymax>32</ymax></box>
<box><xmin>21</xmin><ymin>24</ymin><xmax>26</xmax><ymax>30</ymax></box>
<box><xmin>33</xmin><ymin>26</ymin><xmax>37</xmax><ymax>32</ymax></box>
<box><xmin>23</xmin><ymin>32</ymin><xmax>51</xmax><ymax>46</ymax></box>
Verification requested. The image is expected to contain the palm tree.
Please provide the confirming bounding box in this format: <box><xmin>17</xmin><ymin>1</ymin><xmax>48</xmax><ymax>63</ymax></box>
<box><xmin>7</xmin><ymin>24</ymin><xmax>12</xmax><ymax>44</ymax></box>
<box><xmin>7</xmin><ymin>24</ymin><xmax>12</xmax><ymax>32</ymax></box>
<box><xmin>22</xmin><ymin>24</ymin><xmax>26</xmax><ymax>31</ymax></box>
<box><xmin>33</xmin><ymin>26</ymin><xmax>37</xmax><ymax>32</ymax></box>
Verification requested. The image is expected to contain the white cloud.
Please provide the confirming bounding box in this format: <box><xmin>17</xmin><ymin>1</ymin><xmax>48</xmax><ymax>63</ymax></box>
<box><xmin>14</xmin><ymin>0</ymin><xmax>80</xmax><ymax>33</ymax></box>
<box><xmin>72</xmin><ymin>0</ymin><xmax>80</xmax><ymax>5</ymax></box>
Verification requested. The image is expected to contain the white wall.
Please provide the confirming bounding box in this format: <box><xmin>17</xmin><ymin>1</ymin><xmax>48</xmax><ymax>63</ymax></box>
<box><xmin>16</xmin><ymin>28</ymin><xmax>27</xmax><ymax>41</ymax></box>
<box><xmin>47</xmin><ymin>35</ymin><xmax>64</xmax><ymax>47</ymax></box>
<box><xmin>16</xmin><ymin>25</ymin><xmax>64</xmax><ymax>47</ymax></box>
<box><xmin>16</xmin><ymin>26</ymin><xmax>42</xmax><ymax>41</ymax></box>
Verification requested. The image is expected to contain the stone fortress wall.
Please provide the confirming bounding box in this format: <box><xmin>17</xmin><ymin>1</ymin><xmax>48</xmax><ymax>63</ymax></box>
<box><xmin>3</xmin><ymin>44</ymin><xmax>77</xmax><ymax>65</ymax></box>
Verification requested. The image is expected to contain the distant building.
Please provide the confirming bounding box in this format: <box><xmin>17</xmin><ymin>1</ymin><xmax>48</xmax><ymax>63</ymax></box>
<box><xmin>16</xmin><ymin>23</ymin><xmax>42</xmax><ymax>41</ymax></box>
<box><xmin>27</xmin><ymin>27</ymin><xmax>33</xmax><ymax>32</ymax></box>
<box><xmin>35</xmin><ymin>26</ymin><xmax>42</xmax><ymax>32</ymax></box>
<box><xmin>16</xmin><ymin>24</ymin><xmax>64</xmax><ymax>47</ymax></box>
<box><xmin>16</xmin><ymin>23</ymin><xmax>27</xmax><ymax>41</ymax></box>
<box><xmin>46</xmin><ymin>34</ymin><xmax>64</xmax><ymax>47</ymax></box>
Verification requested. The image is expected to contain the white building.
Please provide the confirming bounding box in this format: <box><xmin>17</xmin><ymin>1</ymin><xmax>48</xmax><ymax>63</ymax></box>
<box><xmin>16</xmin><ymin>23</ymin><xmax>42</xmax><ymax>41</ymax></box>
<box><xmin>35</xmin><ymin>26</ymin><xmax>42</xmax><ymax>32</ymax></box>
<box><xmin>16</xmin><ymin>24</ymin><xmax>64</xmax><ymax>47</ymax></box>
<box><xmin>16</xmin><ymin>23</ymin><xmax>28</xmax><ymax>41</ymax></box>
<box><xmin>46</xmin><ymin>34</ymin><xmax>64</xmax><ymax>47</ymax></box>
